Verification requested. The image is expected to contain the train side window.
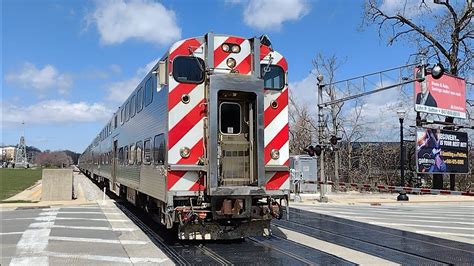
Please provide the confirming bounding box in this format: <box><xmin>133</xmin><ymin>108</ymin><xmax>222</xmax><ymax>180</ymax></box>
<box><xmin>144</xmin><ymin>77</ymin><xmax>153</xmax><ymax>107</ymax></box>
<box><xmin>137</xmin><ymin>87</ymin><xmax>143</xmax><ymax>113</ymax></box>
<box><xmin>172</xmin><ymin>56</ymin><xmax>205</xmax><ymax>84</ymax></box>
<box><xmin>120</xmin><ymin>108</ymin><xmax>124</xmax><ymax>124</ymax></box>
<box><xmin>129</xmin><ymin>143</ymin><xmax>135</xmax><ymax>165</ymax></box>
<box><xmin>153</xmin><ymin>134</ymin><xmax>165</xmax><ymax>165</ymax></box>
<box><xmin>124</xmin><ymin>146</ymin><xmax>129</xmax><ymax>165</ymax></box>
<box><xmin>125</xmin><ymin>101</ymin><xmax>130</xmax><ymax>122</ymax></box>
<box><xmin>144</xmin><ymin>139</ymin><xmax>152</xmax><ymax>165</ymax></box>
<box><xmin>136</xmin><ymin>141</ymin><xmax>143</xmax><ymax>165</ymax></box>
<box><xmin>130</xmin><ymin>95</ymin><xmax>136</xmax><ymax>118</ymax></box>
<box><xmin>261</xmin><ymin>64</ymin><xmax>285</xmax><ymax>90</ymax></box>
<box><xmin>118</xmin><ymin>147</ymin><xmax>124</xmax><ymax>164</ymax></box>
<box><xmin>114</xmin><ymin>115</ymin><xmax>118</xmax><ymax>128</ymax></box>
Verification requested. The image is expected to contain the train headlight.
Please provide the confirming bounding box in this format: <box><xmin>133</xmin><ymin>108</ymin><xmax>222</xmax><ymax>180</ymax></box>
<box><xmin>180</xmin><ymin>147</ymin><xmax>190</xmax><ymax>158</ymax></box>
<box><xmin>226</xmin><ymin>58</ymin><xmax>236</xmax><ymax>69</ymax></box>
<box><xmin>270</xmin><ymin>149</ymin><xmax>280</xmax><ymax>160</ymax></box>
<box><xmin>231</xmin><ymin>45</ymin><xmax>241</xmax><ymax>53</ymax></box>
<box><xmin>222</xmin><ymin>44</ymin><xmax>230</xmax><ymax>52</ymax></box>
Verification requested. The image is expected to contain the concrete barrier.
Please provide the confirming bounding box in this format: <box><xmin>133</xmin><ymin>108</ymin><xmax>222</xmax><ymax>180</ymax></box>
<box><xmin>42</xmin><ymin>169</ymin><xmax>73</xmax><ymax>201</ymax></box>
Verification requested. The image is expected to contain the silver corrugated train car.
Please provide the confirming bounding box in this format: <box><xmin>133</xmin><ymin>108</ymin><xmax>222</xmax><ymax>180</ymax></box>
<box><xmin>79</xmin><ymin>33</ymin><xmax>290</xmax><ymax>239</ymax></box>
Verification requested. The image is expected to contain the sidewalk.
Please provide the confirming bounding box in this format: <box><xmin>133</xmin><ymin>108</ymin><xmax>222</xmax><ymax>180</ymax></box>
<box><xmin>291</xmin><ymin>191</ymin><xmax>474</xmax><ymax>205</ymax></box>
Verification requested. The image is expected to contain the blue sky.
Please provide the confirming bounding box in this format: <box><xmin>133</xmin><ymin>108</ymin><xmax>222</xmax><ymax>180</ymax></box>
<box><xmin>2</xmin><ymin>0</ymin><xmax>472</xmax><ymax>153</ymax></box>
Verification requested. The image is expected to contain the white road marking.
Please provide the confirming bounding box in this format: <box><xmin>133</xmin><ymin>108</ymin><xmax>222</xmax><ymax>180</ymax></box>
<box><xmin>48</xmin><ymin>236</ymin><xmax>147</xmax><ymax>245</ymax></box>
<box><xmin>325</xmin><ymin>214</ymin><xmax>474</xmax><ymax>225</ymax></box>
<box><xmin>368</xmin><ymin>222</ymin><xmax>474</xmax><ymax>230</ymax></box>
<box><xmin>0</xmin><ymin>231</ymin><xmax>24</xmax><ymax>235</ymax></box>
<box><xmin>310</xmin><ymin>209</ymin><xmax>474</xmax><ymax>221</ymax></box>
<box><xmin>3</xmin><ymin>217</ymin><xmax>127</xmax><ymax>222</ymax></box>
<box><xmin>51</xmin><ymin>225</ymin><xmax>137</xmax><ymax>231</ymax></box>
<box><xmin>274</xmin><ymin>225</ymin><xmax>397</xmax><ymax>265</ymax></box>
<box><xmin>10</xmin><ymin>209</ymin><xmax>58</xmax><ymax>266</ymax></box>
<box><xmin>42</xmin><ymin>251</ymin><xmax>168</xmax><ymax>264</ymax></box>
<box><xmin>9</xmin><ymin>256</ymin><xmax>49</xmax><ymax>266</ymax></box>
<box><xmin>414</xmin><ymin>231</ymin><xmax>474</xmax><ymax>238</ymax></box>
<box><xmin>39</xmin><ymin>211</ymin><xmax>122</xmax><ymax>215</ymax></box>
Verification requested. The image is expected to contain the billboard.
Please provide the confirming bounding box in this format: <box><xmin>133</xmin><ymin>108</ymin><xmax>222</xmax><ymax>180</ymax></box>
<box><xmin>416</xmin><ymin>128</ymin><xmax>469</xmax><ymax>174</ymax></box>
<box><xmin>414</xmin><ymin>70</ymin><xmax>466</xmax><ymax>119</ymax></box>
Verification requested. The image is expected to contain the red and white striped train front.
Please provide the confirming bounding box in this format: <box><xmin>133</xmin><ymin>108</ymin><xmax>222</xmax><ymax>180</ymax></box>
<box><xmin>166</xmin><ymin>33</ymin><xmax>289</xmax><ymax>240</ymax></box>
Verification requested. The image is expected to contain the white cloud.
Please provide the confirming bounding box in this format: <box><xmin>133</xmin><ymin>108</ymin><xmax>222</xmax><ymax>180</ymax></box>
<box><xmin>1</xmin><ymin>100</ymin><xmax>113</xmax><ymax>126</ymax></box>
<box><xmin>105</xmin><ymin>58</ymin><xmax>158</xmax><ymax>103</ymax></box>
<box><xmin>242</xmin><ymin>0</ymin><xmax>309</xmax><ymax>31</ymax></box>
<box><xmin>379</xmin><ymin>0</ymin><xmax>442</xmax><ymax>18</ymax></box>
<box><xmin>88</xmin><ymin>0</ymin><xmax>181</xmax><ymax>45</ymax></box>
<box><xmin>289</xmin><ymin>72</ymin><xmax>318</xmax><ymax>105</ymax></box>
<box><xmin>5</xmin><ymin>62</ymin><xmax>73</xmax><ymax>95</ymax></box>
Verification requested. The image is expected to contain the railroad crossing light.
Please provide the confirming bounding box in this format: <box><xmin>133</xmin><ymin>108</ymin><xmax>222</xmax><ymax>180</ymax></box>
<box><xmin>304</xmin><ymin>145</ymin><xmax>322</xmax><ymax>157</ymax></box>
<box><xmin>416</xmin><ymin>66</ymin><xmax>426</xmax><ymax>81</ymax></box>
<box><xmin>431</xmin><ymin>63</ymin><xmax>444</xmax><ymax>79</ymax></box>
<box><xmin>304</xmin><ymin>145</ymin><xmax>315</xmax><ymax>157</ymax></box>
<box><xmin>330</xmin><ymin>136</ymin><xmax>341</xmax><ymax>146</ymax></box>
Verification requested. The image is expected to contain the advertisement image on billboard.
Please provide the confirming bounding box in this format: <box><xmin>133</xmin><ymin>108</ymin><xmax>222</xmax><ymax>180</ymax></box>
<box><xmin>414</xmin><ymin>70</ymin><xmax>466</xmax><ymax>119</ymax></box>
<box><xmin>416</xmin><ymin>128</ymin><xmax>469</xmax><ymax>174</ymax></box>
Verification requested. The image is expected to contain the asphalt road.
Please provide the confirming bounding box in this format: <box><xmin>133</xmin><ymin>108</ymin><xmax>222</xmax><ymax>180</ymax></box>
<box><xmin>291</xmin><ymin>202</ymin><xmax>474</xmax><ymax>244</ymax></box>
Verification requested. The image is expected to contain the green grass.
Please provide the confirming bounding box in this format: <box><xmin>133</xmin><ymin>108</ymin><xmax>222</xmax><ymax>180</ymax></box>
<box><xmin>0</xmin><ymin>168</ymin><xmax>42</xmax><ymax>201</ymax></box>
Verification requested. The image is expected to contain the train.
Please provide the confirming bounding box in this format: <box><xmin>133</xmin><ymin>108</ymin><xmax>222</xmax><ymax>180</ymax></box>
<box><xmin>78</xmin><ymin>33</ymin><xmax>290</xmax><ymax>240</ymax></box>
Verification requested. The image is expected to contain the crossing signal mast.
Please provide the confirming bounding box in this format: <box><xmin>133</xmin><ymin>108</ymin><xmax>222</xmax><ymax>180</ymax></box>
<box><xmin>308</xmin><ymin>57</ymin><xmax>445</xmax><ymax>202</ymax></box>
<box><xmin>15</xmin><ymin>121</ymin><xmax>28</xmax><ymax>168</ymax></box>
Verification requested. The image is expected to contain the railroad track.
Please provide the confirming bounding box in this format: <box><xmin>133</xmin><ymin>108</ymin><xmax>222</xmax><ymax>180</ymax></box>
<box><xmin>273</xmin><ymin>208</ymin><xmax>474</xmax><ymax>265</ymax></box>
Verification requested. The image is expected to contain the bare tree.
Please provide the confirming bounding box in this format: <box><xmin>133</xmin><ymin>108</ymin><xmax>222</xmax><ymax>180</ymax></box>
<box><xmin>364</xmin><ymin>0</ymin><xmax>473</xmax><ymax>76</ymax></box>
<box><xmin>288</xmin><ymin>93</ymin><xmax>316</xmax><ymax>155</ymax></box>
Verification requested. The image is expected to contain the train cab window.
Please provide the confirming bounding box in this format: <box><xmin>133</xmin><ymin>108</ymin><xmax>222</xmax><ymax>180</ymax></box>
<box><xmin>153</xmin><ymin>134</ymin><xmax>165</xmax><ymax>165</ymax></box>
<box><xmin>144</xmin><ymin>139</ymin><xmax>152</xmax><ymax>165</ymax></box>
<box><xmin>219</xmin><ymin>102</ymin><xmax>241</xmax><ymax>134</ymax></box>
<box><xmin>114</xmin><ymin>115</ymin><xmax>118</xmax><ymax>129</ymax></box>
<box><xmin>124</xmin><ymin>146</ymin><xmax>129</xmax><ymax>165</ymax></box>
<box><xmin>172</xmin><ymin>56</ymin><xmax>205</xmax><ymax>84</ymax></box>
<box><xmin>130</xmin><ymin>95</ymin><xmax>136</xmax><ymax>118</ymax></box>
<box><xmin>261</xmin><ymin>64</ymin><xmax>285</xmax><ymax>90</ymax></box>
<box><xmin>137</xmin><ymin>87</ymin><xmax>143</xmax><ymax>113</ymax></box>
<box><xmin>145</xmin><ymin>77</ymin><xmax>153</xmax><ymax>107</ymax></box>
<box><xmin>120</xmin><ymin>108</ymin><xmax>124</xmax><ymax>124</ymax></box>
<box><xmin>136</xmin><ymin>141</ymin><xmax>143</xmax><ymax>165</ymax></box>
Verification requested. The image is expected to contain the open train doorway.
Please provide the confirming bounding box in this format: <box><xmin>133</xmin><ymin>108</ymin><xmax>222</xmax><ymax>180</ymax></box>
<box><xmin>217</xmin><ymin>91</ymin><xmax>257</xmax><ymax>187</ymax></box>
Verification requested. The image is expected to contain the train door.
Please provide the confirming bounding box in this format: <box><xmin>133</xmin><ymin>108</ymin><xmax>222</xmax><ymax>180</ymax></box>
<box><xmin>217</xmin><ymin>91</ymin><xmax>257</xmax><ymax>186</ymax></box>
<box><xmin>112</xmin><ymin>139</ymin><xmax>118</xmax><ymax>193</ymax></box>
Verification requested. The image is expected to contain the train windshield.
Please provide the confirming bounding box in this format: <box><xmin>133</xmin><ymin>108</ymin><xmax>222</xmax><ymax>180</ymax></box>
<box><xmin>261</xmin><ymin>64</ymin><xmax>284</xmax><ymax>90</ymax></box>
<box><xmin>173</xmin><ymin>56</ymin><xmax>205</xmax><ymax>83</ymax></box>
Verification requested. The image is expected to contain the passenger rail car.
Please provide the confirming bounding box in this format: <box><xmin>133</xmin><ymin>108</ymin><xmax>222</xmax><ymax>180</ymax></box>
<box><xmin>79</xmin><ymin>33</ymin><xmax>289</xmax><ymax>239</ymax></box>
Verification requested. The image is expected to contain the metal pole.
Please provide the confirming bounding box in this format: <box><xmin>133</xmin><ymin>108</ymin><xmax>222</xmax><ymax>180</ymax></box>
<box><xmin>397</xmin><ymin>117</ymin><xmax>408</xmax><ymax>201</ymax></box>
<box><xmin>317</xmin><ymin>77</ymin><xmax>328</xmax><ymax>203</ymax></box>
<box><xmin>400</xmin><ymin>118</ymin><xmax>405</xmax><ymax>187</ymax></box>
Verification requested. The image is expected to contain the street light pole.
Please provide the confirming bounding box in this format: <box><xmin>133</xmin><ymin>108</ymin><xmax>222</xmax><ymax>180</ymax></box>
<box><xmin>397</xmin><ymin>110</ymin><xmax>409</xmax><ymax>201</ymax></box>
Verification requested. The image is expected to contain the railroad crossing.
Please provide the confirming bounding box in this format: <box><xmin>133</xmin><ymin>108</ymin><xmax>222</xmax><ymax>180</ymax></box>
<box><xmin>1</xmin><ymin>172</ymin><xmax>473</xmax><ymax>265</ymax></box>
